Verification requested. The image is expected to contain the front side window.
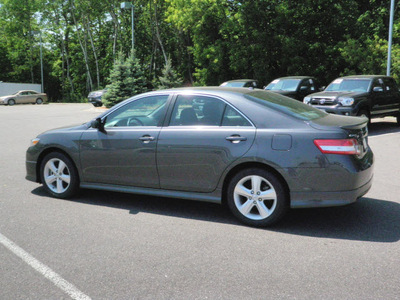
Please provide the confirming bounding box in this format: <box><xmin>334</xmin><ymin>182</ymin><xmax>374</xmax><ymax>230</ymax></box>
<box><xmin>382</xmin><ymin>78</ymin><xmax>396</xmax><ymax>91</ymax></box>
<box><xmin>104</xmin><ymin>95</ymin><xmax>168</xmax><ymax>127</ymax></box>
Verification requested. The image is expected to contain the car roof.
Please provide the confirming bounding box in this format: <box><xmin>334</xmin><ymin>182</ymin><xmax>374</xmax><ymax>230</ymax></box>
<box><xmin>222</xmin><ymin>79</ymin><xmax>257</xmax><ymax>83</ymax></box>
<box><xmin>339</xmin><ymin>75</ymin><xmax>390</xmax><ymax>80</ymax></box>
<box><xmin>149</xmin><ymin>86</ymin><xmax>259</xmax><ymax>96</ymax></box>
<box><xmin>273</xmin><ymin>76</ymin><xmax>315</xmax><ymax>80</ymax></box>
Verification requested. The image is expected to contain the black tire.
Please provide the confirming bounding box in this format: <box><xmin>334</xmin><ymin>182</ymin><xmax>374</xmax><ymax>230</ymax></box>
<box><xmin>36</xmin><ymin>98</ymin><xmax>43</xmax><ymax>104</ymax></box>
<box><xmin>8</xmin><ymin>99</ymin><xmax>15</xmax><ymax>106</ymax></box>
<box><xmin>226</xmin><ymin>168</ymin><xmax>289</xmax><ymax>227</ymax></box>
<box><xmin>40</xmin><ymin>152</ymin><xmax>79</xmax><ymax>199</ymax></box>
<box><xmin>397</xmin><ymin>113</ymin><xmax>400</xmax><ymax>126</ymax></box>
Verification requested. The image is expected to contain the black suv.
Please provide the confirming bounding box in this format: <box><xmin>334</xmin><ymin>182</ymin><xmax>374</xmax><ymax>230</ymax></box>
<box><xmin>265</xmin><ymin>76</ymin><xmax>321</xmax><ymax>101</ymax></box>
<box><xmin>304</xmin><ymin>75</ymin><xmax>400</xmax><ymax>123</ymax></box>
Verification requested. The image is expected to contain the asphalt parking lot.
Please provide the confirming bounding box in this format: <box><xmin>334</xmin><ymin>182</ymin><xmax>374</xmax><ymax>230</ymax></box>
<box><xmin>1</xmin><ymin>103</ymin><xmax>400</xmax><ymax>299</ymax></box>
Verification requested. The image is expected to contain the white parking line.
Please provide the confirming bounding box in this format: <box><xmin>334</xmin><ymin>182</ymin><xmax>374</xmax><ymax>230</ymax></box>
<box><xmin>0</xmin><ymin>232</ymin><xmax>91</xmax><ymax>300</ymax></box>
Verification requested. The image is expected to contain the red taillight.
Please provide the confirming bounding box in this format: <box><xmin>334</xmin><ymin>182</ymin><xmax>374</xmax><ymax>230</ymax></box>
<box><xmin>314</xmin><ymin>139</ymin><xmax>361</xmax><ymax>155</ymax></box>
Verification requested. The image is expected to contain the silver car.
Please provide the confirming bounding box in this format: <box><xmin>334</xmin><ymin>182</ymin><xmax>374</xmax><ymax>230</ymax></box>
<box><xmin>0</xmin><ymin>90</ymin><xmax>47</xmax><ymax>105</ymax></box>
<box><xmin>26</xmin><ymin>87</ymin><xmax>373</xmax><ymax>227</ymax></box>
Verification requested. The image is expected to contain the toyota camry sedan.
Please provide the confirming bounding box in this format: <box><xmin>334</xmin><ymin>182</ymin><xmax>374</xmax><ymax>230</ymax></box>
<box><xmin>26</xmin><ymin>87</ymin><xmax>373</xmax><ymax>227</ymax></box>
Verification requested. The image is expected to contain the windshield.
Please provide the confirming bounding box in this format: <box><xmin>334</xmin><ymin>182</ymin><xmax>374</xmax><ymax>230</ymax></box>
<box><xmin>265</xmin><ymin>79</ymin><xmax>301</xmax><ymax>91</ymax></box>
<box><xmin>245</xmin><ymin>91</ymin><xmax>326</xmax><ymax>121</ymax></box>
<box><xmin>325</xmin><ymin>79</ymin><xmax>371</xmax><ymax>92</ymax></box>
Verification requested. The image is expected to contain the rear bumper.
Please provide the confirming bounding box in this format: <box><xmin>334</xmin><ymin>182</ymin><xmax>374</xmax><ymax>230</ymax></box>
<box><xmin>290</xmin><ymin>175</ymin><xmax>373</xmax><ymax>208</ymax></box>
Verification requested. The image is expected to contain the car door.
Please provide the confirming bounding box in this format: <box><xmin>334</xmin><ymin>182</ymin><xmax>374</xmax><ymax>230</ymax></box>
<box><xmin>16</xmin><ymin>91</ymin><xmax>29</xmax><ymax>103</ymax></box>
<box><xmin>370</xmin><ymin>78</ymin><xmax>386</xmax><ymax>116</ymax></box>
<box><xmin>157</xmin><ymin>94</ymin><xmax>256</xmax><ymax>193</ymax></box>
<box><xmin>382</xmin><ymin>77</ymin><xmax>400</xmax><ymax>113</ymax></box>
<box><xmin>79</xmin><ymin>94</ymin><xmax>170</xmax><ymax>188</ymax></box>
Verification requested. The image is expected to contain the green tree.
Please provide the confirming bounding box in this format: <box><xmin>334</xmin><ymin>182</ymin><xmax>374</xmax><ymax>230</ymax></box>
<box><xmin>103</xmin><ymin>52</ymin><xmax>149</xmax><ymax>108</ymax></box>
<box><xmin>157</xmin><ymin>57</ymin><xmax>182</xmax><ymax>89</ymax></box>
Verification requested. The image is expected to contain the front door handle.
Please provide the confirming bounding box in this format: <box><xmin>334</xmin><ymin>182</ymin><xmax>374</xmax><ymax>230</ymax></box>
<box><xmin>226</xmin><ymin>135</ymin><xmax>247</xmax><ymax>143</ymax></box>
<box><xmin>139</xmin><ymin>135</ymin><xmax>155</xmax><ymax>143</ymax></box>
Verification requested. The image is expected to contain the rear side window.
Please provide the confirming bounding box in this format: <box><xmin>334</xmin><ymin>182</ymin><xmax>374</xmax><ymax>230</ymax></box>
<box><xmin>245</xmin><ymin>91</ymin><xmax>327</xmax><ymax>121</ymax></box>
<box><xmin>169</xmin><ymin>95</ymin><xmax>252</xmax><ymax>127</ymax></box>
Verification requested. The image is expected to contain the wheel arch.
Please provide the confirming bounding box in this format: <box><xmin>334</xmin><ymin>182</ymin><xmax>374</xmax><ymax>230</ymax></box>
<box><xmin>36</xmin><ymin>147</ymin><xmax>80</xmax><ymax>184</ymax></box>
<box><xmin>221</xmin><ymin>162</ymin><xmax>290</xmax><ymax>206</ymax></box>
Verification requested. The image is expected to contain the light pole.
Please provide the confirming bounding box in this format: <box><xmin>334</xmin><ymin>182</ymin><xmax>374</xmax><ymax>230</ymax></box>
<box><xmin>387</xmin><ymin>0</ymin><xmax>395</xmax><ymax>76</ymax></box>
<box><xmin>31</xmin><ymin>31</ymin><xmax>44</xmax><ymax>93</ymax></box>
<box><xmin>121</xmin><ymin>2</ymin><xmax>134</xmax><ymax>52</ymax></box>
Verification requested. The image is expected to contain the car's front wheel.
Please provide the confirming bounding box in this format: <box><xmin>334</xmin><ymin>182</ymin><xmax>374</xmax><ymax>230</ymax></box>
<box><xmin>8</xmin><ymin>99</ymin><xmax>15</xmax><ymax>106</ymax></box>
<box><xmin>40</xmin><ymin>152</ymin><xmax>79</xmax><ymax>198</ymax></box>
<box><xmin>227</xmin><ymin>168</ymin><xmax>289</xmax><ymax>227</ymax></box>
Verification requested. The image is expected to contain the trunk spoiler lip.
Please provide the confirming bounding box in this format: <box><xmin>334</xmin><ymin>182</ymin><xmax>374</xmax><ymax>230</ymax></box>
<box><xmin>307</xmin><ymin>115</ymin><xmax>368</xmax><ymax>131</ymax></box>
<box><xmin>340</xmin><ymin>118</ymin><xmax>368</xmax><ymax>130</ymax></box>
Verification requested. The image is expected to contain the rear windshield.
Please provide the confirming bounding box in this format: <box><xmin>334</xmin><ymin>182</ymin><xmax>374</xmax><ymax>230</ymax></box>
<box><xmin>245</xmin><ymin>91</ymin><xmax>327</xmax><ymax>121</ymax></box>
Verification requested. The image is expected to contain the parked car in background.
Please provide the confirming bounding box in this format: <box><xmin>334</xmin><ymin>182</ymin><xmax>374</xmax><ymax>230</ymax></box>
<box><xmin>0</xmin><ymin>90</ymin><xmax>47</xmax><ymax>105</ymax></box>
<box><xmin>265</xmin><ymin>76</ymin><xmax>321</xmax><ymax>101</ymax></box>
<box><xmin>303</xmin><ymin>75</ymin><xmax>400</xmax><ymax>124</ymax></box>
<box><xmin>88</xmin><ymin>89</ymin><xmax>107</xmax><ymax>107</ymax></box>
<box><xmin>220</xmin><ymin>79</ymin><xmax>258</xmax><ymax>88</ymax></box>
<box><xmin>26</xmin><ymin>87</ymin><xmax>373</xmax><ymax>227</ymax></box>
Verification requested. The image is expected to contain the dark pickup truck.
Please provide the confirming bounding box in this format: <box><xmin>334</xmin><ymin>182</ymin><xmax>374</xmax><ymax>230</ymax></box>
<box><xmin>303</xmin><ymin>75</ymin><xmax>400</xmax><ymax>124</ymax></box>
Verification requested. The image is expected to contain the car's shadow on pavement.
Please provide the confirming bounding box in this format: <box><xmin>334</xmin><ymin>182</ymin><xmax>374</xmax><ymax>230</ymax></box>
<box><xmin>32</xmin><ymin>188</ymin><xmax>400</xmax><ymax>243</ymax></box>
<box><xmin>273</xmin><ymin>197</ymin><xmax>400</xmax><ymax>243</ymax></box>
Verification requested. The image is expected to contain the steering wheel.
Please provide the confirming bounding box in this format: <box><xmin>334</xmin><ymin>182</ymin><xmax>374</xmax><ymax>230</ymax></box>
<box><xmin>127</xmin><ymin>117</ymin><xmax>144</xmax><ymax>126</ymax></box>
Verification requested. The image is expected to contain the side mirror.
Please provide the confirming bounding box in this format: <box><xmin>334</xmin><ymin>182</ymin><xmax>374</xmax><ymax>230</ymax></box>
<box><xmin>300</xmin><ymin>86</ymin><xmax>308</xmax><ymax>92</ymax></box>
<box><xmin>373</xmin><ymin>86</ymin><xmax>384</xmax><ymax>92</ymax></box>
<box><xmin>91</xmin><ymin>117</ymin><xmax>106</xmax><ymax>132</ymax></box>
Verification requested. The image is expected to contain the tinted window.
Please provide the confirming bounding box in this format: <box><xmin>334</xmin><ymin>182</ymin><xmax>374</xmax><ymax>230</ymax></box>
<box><xmin>170</xmin><ymin>95</ymin><xmax>226</xmax><ymax>126</ymax></box>
<box><xmin>222</xmin><ymin>105</ymin><xmax>252</xmax><ymax>127</ymax></box>
<box><xmin>245</xmin><ymin>91</ymin><xmax>327</xmax><ymax>121</ymax></box>
<box><xmin>383</xmin><ymin>77</ymin><xmax>397</xmax><ymax>91</ymax></box>
<box><xmin>104</xmin><ymin>95</ymin><xmax>168</xmax><ymax>127</ymax></box>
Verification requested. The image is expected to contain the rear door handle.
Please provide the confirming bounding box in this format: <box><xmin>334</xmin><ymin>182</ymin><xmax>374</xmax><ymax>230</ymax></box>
<box><xmin>139</xmin><ymin>135</ymin><xmax>155</xmax><ymax>143</ymax></box>
<box><xmin>226</xmin><ymin>135</ymin><xmax>247</xmax><ymax>143</ymax></box>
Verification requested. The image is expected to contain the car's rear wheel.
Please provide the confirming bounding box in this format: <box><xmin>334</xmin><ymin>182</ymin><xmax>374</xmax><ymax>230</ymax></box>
<box><xmin>40</xmin><ymin>152</ymin><xmax>79</xmax><ymax>198</ymax></box>
<box><xmin>36</xmin><ymin>98</ymin><xmax>43</xmax><ymax>104</ymax></box>
<box><xmin>8</xmin><ymin>99</ymin><xmax>15</xmax><ymax>106</ymax></box>
<box><xmin>227</xmin><ymin>168</ymin><xmax>289</xmax><ymax>227</ymax></box>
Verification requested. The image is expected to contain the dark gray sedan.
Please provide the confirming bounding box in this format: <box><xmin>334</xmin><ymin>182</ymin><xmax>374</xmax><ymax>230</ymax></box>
<box><xmin>26</xmin><ymin>87</ymin><xmax>373</xmax><ymax>227</ymax></box>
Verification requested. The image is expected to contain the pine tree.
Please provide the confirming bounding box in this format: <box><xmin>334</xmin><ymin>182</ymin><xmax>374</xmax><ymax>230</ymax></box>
<box><xmin>103</xmin><ymin>51</ymin><xmax>149</xmax><ymax>108</ymax></box>
<box><xmin>158</xmin><ymin>57</ymin><xmax>182</xmax><ymax>89</ymax></box>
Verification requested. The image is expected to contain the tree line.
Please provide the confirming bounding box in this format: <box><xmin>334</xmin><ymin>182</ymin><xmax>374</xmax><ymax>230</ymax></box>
<box><xmin>0</xmin><ymin>0</ymin><xmax>399</xmax><ymax>102</ymax></box>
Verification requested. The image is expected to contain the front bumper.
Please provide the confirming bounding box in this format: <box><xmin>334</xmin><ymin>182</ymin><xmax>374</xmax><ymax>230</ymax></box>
<box><xmin>88</xmin><ymin>97</ymin><xmax>102</xmax><ymax>105</ymax></box>
<box><xmin>312</xmin><ymin>105</ymin><xmax>357</xmax><ymax>116</ymax></box>
<box><xmin>26</xmin><ymin>160</ymin><xmax>38</xmax><ymax>182</ymax></box>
